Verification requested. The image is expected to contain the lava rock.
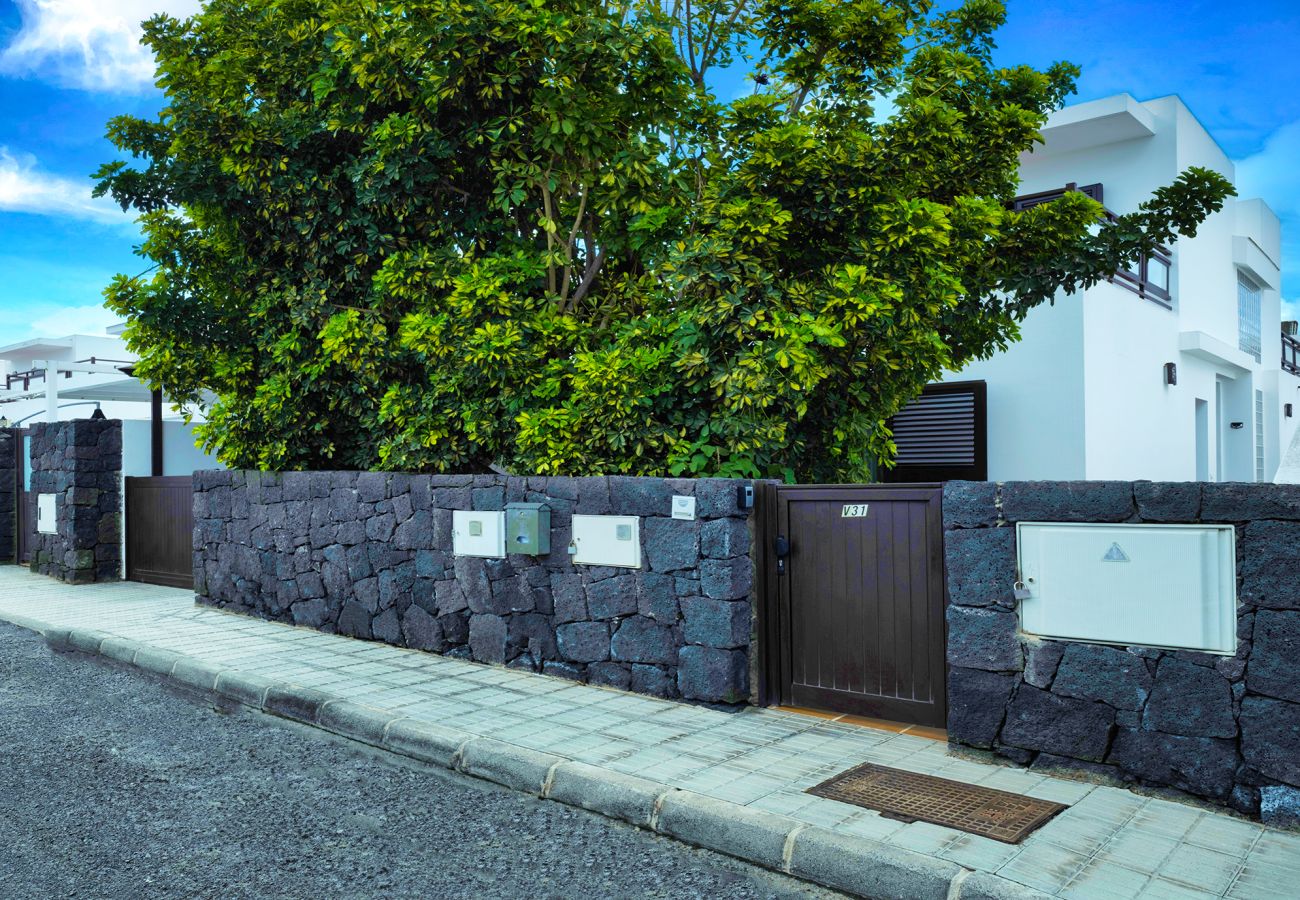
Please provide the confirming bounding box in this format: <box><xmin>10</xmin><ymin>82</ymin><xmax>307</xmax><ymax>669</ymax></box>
<box><xmin>946</xmin><ymin>606</ymin><xmax>1022</xmax><ymax>672</ymax></box>
<box><xmin>556</xmin><ymin>622</ymin><xmax>611</xmax><ymax>664</ymax></box>
<box><xmin>1143</xmin><ymin>657</ymin><xmax>1236</xmax><ymax>738</ymax></box>
<box><xmin>677</xmin><ymin>645</ymin><xmax>747</xmax><ymax>703</ymax></box>
<box><xmin>1023</xmin><ymin>640</ymin><xmax>1065</xmax><ymax>689</ymax></box>
<box><xmin>586</xmin><ymin>575</ymin><xmax>638</xmax><ymax>620</ymax></box>
<box><xmin>1108</xmin><ymin>729</ymin><xmax>1238</xmax><ymax>799</ymax></box>
<box><xmin>1133</xmin><ymin>482</ymin><xmax>1201</xmax><ymax>522</ymax></box>
<box><xmin>469</xmin><ymin>614</ymin><xmax>508</xmax><ymax>665</ymax></box>
<box><xmin>401</xmin><ymin>605</ymin><xmax>444</xmax><ymax>652</ymax></box>
<box><xmin>1246</xmin><ymin>610</ymin><xmax>1300</xmax><ymax>704</ymax></box>
<box><xmin>1240</xmin><ymin>696</ymin><xmax>1300</xmax><ymax>787</ymax></box>
<box><xmin>942</xmin><ymin>481</ymin><xmax>999</xmax><ymax>528</ymax></box>
<box><xmin>1053</xmin><ymin>644</ymin><xmax>1152</xmax><ymax>710</ymax></box>
<box><xmin>945</xmin><ymin>528</ymin><xmax>1016</xmax><ymax>608</ymax></box>
<box><xmin>644</xmin><ymin>518</ymin><xmax>701</xmax><ymax>572</ymax></box>
<box><xmin>1000</xmin><ymin>481</ymin><xmax>1135</xmax><ymax>523</ymax></box>
<box><xmin>1239</xmin><ymin>521</ymin><xmax>1300</xmax><ymax>609</ymax></box>
<box><xmin>1000</xmin><ymin>684</ymin><xmax>1115</xmax><ymax>762</ymax></box>
<box><xmin>947</xmin><ymin>667</ymin><xmax>1015</xmax><ymax>749</ymax></box>
<box><xmin>680</xmin><ymin>598</ymin><xmax>750</xmax><ymax>649</ymax></box>
<box><xmin>610</xmin><ymin>616</ymin><xmax>677</xmax><ymax>665</ymax></box>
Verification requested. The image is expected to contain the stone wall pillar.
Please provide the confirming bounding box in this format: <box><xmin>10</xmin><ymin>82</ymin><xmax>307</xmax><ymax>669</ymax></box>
<box><xmin>27</xmin><ymin>419</ymin><xmax>122</xmax><ymax>583</ymax></box>
<box><xmin>0</xmin><ymin>427</ymin><xmax>16</xmax><ymax>564</ymax></box>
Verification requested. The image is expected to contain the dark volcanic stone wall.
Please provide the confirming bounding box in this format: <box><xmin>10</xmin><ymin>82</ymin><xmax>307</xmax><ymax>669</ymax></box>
<box><xmin>27</xmin><ymin>419</ymin><xmax>122</xmax><ymax>583</ymax></box>
<box><xmin>944</xmin><ymin>480</ymin><xmax>1300</xmax><ymax>826</ymax></box>
<box><xmin>0</xmin><ymin>428</ymin><xmax>16</xmax><ymax>563</ymax></box>
<box><xmin>194</xmin><ymin>472</ymin><xmax>758</xmax><ymax>704</ymax></box>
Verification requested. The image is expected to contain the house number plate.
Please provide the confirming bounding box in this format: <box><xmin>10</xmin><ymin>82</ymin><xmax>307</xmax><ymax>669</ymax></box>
<box><xmin>841</xmin><ymin>504</ymin><xmax>870</xmax><ymax>518</ymax></box>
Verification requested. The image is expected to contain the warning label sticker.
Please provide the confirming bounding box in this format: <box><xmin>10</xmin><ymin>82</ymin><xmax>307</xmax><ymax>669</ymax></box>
<box><xmin>1101</xmin><ymin>542</ymin><xmax>1130</xmax><ymax>563</ymax></box>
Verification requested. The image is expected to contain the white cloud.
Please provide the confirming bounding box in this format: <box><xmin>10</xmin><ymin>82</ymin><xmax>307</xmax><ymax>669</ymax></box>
<box><xmin>29</xmin><ymin>302</ymin><xmax>121</xmax><ymax>337</ymax></box>
<box><xmin>1239</xmin><ymin>120</ymin><xmax>1300</xmax><ymax>214</ymax></box>
<box><xmin>0</xmin><ymin>0</ymin><xmax>201</xmax><ymax>92</ymax></box>
<box><xmin>0</xmin><ymin>146</ymin><xmax>130</xmax><ymax>224</ymax></box>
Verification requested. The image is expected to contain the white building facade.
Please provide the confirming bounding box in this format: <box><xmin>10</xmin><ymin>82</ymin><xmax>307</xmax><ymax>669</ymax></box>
<box><xmin>0</xmin><ymin>326</ymin><xmax>222</xmax><ymax>478</ymax></box>
<box><xmin>898</xmin><ymin>94</ymin><xmax>1298</xmax><ymax>483</ymax></box>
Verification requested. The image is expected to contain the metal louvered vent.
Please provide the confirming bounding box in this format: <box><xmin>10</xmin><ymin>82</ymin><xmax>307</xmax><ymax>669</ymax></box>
<box><xmin>882</xmin><ymin>381</ymin><xmax>987</xmax><ymax>483</ymax></box>
<box><xmin>892</xmin><ymin>392</ymin><xmax>977</xmax><ymax>465</ymax></box>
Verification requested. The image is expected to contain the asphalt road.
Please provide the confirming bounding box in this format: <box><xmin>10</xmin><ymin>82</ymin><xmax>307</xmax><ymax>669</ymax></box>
<box><xmin>0</xmin><ymin>622</ymin><xmax>841</xmax><ymax>900</ymax></box>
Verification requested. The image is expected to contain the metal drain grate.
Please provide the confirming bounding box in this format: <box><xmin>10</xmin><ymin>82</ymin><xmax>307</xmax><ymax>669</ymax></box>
<box><xmin>807</xmin><ymin>763</ymin><xmax>1067</xmax><ymax>844</ymax></box>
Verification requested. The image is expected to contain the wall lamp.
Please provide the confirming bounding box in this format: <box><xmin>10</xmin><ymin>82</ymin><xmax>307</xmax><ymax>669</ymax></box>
<box><xmin>1286</xmin><ymin>403</ymin><xmax>1294</xmax><ymax>419</ymax></box>
<box><xmin>1163</xmin><ymin>362</ymin><xmax>1177</xmax><ymax>386</ymax></box>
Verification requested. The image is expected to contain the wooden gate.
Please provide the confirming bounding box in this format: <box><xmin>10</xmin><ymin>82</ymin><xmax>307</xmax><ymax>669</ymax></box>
<box><xmin>125</xmin><ymin>476</ymin><xmax>194</xmax><ymax>589</ymax></box>
<box><xmin>760</xmin><ymin>484</ymin><xmax>947</xmax><ymax>727</ymax></box>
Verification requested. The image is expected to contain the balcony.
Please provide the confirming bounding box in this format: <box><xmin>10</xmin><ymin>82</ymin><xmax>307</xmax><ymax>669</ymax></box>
<box><xmin>1283</xmin><ymin>330</ymin><xmax>1300</xmax><ymax>376</ymax></box>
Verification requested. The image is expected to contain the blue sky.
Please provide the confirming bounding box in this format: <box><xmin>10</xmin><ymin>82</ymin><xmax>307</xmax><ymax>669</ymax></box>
<box><xmin>0</xmin><ymin>0</ymin><xmax>1297</xmax><ymax>344</ymax></box>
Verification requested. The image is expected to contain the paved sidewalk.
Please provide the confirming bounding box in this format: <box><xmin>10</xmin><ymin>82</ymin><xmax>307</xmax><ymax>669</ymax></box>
<box><xmin>1</xmin><ymin>568</ymin><xmax>1297</xmax><ymax>899</ymax></box>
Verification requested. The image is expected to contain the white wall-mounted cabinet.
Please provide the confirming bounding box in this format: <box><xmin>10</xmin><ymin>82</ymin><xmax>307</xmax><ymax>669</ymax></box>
<box><xmin>1016</xmin><ymin>522</ymin><xmax>1236</xmax><ymax>654</ymax></box>
<box><xmin>570</xmin><ymin>515</ymin><xmax>641</xmax><ymax>568</ymax></box>
<box><xmin>451</xmin><ymin>510</ymin><xmax>506</xmax><ymax>558</ymax></box>
<box><xmin>36</xmin><ymin>494</ymin><xmax>57</xmax><ymax>534</ymax></box>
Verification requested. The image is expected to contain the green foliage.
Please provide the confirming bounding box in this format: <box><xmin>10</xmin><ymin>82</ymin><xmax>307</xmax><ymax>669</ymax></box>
<box><xmin>97</xmin><ymin>0</ymin><xmax>1233</xmax><ymax>479</ymax></box>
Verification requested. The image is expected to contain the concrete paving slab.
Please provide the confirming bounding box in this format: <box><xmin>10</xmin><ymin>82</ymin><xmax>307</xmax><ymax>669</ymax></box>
<box><xmin>1</xmin><ymin>566</ymin><xmax>1297</xmax><ymax>900</ymax></box>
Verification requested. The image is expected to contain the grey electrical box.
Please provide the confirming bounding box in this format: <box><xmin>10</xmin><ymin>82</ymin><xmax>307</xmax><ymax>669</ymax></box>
<box><xmin>505</xmin><ymin>502</ymin><xmax>551</xmax><ymax>555</ymax></box>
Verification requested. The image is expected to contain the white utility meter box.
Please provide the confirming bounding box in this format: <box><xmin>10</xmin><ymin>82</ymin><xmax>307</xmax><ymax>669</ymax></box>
<box><xmin>36</xmin><ymin>493</ymin><xmax>57</xmax><ymax>535</ymax></box>
<box><xmin>451</xmin><ymin>510</ymin><xmax>506</xmax><ymax>558</ymax></box>
<box><xmin>570</xmin><ymin>515</ymin><xmax>642</xmax><ymax>568</ymax></box>
<box><xmin>1016</xmin><ymin>522</ymin><xmax>1236</xmax><ymax>654</ymax></box>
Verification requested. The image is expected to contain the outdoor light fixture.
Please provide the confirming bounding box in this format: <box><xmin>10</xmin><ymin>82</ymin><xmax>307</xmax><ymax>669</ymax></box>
<box><xmin>1230</xmin><ymin>422</ymin><xmax>1245</xmax><ymax>430</ymax></box>
<box><xmin>1287</xmin><ymin>403</ymin><xmax>1294</xmax><ymax>419</ymax></box>
<box><xmin>1163</xmin><ymin>362</ymin><xmax>1177</xmax><ymax>386</ymax></box>
<box><xmin>90</xmin><ymin>406</ymin><xmax>106</xmax><ymax>420</ymax></box>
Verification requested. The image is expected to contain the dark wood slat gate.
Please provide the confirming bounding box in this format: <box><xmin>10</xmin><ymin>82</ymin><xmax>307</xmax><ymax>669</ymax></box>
<box><xmin>126</xmin><ymin>476</ymin><xmax>194</xmax><ymax>589</ymax></box>
<box><xmin>767</xmin><ymin>484</ymin><xmax>947</xmax><ymax>727</ymax></box>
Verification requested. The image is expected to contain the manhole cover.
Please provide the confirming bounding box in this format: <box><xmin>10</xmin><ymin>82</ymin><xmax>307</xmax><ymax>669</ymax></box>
<box><xmin>807</xmin><ymin>763</ymin><xmax>1067</xmax><ymax>844</ymax></box>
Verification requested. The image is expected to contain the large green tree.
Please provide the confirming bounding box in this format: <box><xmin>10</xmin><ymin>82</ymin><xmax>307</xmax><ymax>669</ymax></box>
<box><xmin>97</xmin><ymin>0</ymin><xmax>1232</xmax><ymax>480</ymax></box>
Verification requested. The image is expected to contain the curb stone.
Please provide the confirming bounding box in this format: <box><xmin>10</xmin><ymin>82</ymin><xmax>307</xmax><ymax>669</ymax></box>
<box><xmin>545</xmin><ymin>761</ymin><xmax>666</xmax><ymax>828</ymax></box>
<box><xmin>788</xmin><ymin>826</ymin><xmax>962</xmax><ymax>899</ymax></box>
<box><xmin>35</xmin><ymin>622</ymin><xmax>1054</xmax><ymax>900</ymax></box>
<box><xmin>317</xmin><ymin>700</ymin><xmax>397</xmax><ymax>748</ymax></box>
<box><xmin>382</xmin><ymin>718</ymin><xmax>471</xmax><ymax>768</ymax></box>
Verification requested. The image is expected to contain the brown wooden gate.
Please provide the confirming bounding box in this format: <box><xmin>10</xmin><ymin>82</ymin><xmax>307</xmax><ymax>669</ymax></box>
<box><xmin>125</xmin><ymin>476</ymin><xmax>194</xmax><ymax>589</ymax></box>
<box><xmin>761</xmin><ymin>484</ymin><xmax>947</xmax><ymax>727</ymax></box>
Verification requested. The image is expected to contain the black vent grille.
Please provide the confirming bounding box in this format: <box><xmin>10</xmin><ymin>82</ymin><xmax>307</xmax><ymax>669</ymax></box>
<box><xmin>882</xmin><ymin>381</ymin><xmax>987</xmax><ymax>482</ymax></box>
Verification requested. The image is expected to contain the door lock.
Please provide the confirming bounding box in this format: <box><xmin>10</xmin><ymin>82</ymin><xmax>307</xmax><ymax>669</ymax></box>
<box><xmin>774</xmin><ymin>535</ymin><xmax>790</xmax><ymax>576</ymax></box>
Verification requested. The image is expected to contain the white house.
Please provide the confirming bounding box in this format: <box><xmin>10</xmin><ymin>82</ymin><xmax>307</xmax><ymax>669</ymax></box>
<box><xmin>0</xmin><ymin>324</ymin><xmax>222</xmax><ymax>478</ymax></box>
<box><xmin>887</xmin><ymin>94</ymin><xmax>1298</xmax><ymax>484</ymax></box>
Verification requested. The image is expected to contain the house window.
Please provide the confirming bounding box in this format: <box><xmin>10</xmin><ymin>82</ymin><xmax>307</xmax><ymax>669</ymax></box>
<box><xmin>1255</xmin><ymin>390</ymin><xmax>1265</xmax><ymax>482</ymax></box>
<box><xmin>1239</xmin><ymin>275</ymin><xmax>1262</xmax><ymax>363</ymax></box>
<box><xmin>881</xmin><ymin>381</ymin><xmax>987</xmax><ymax>482</ymax></box>
<box><xmin>1011</xmin><ymin>183</ymin><xmax>1172</xmax><ymax>307</ymax></box>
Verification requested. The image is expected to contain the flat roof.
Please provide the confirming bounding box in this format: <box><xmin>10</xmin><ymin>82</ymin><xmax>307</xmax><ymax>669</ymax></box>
<box><xmin>0</xmin><ymin>337</ymin><xmax>74</xmax><ymax>361</ymax></box>
<box><xmin>1036</xmin><ymin>94</ymin><xmax>1157</xmax><ymax>155</ymax></box>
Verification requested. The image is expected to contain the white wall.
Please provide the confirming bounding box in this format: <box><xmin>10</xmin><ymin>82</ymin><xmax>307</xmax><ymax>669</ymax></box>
<box><xmin>944</xmin><ymin>293</ymin><xmax>1087</xmax><ymax>480</ymax></box>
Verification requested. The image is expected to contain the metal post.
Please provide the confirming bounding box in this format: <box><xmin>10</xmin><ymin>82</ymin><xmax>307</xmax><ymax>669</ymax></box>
<box><xmin>151</xmin><ymin>388</ymin><xmax>164</xmax><ymax>477</ymax></box>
